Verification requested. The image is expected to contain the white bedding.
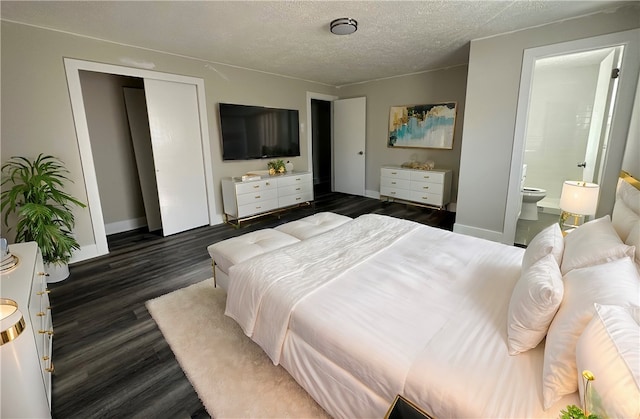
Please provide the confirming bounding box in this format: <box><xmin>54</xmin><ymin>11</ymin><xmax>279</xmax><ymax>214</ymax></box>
<box><xmin>225</xmin><ymin>214</ymin><xmax>579</xmax><ymax>417</ymax></box>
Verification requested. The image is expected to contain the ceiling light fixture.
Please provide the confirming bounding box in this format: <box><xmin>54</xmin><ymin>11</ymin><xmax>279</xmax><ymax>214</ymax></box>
<box><xmin>330</xmin><ymin>18</ymin><xmax>358</xmax><ymax>35</ymax></box>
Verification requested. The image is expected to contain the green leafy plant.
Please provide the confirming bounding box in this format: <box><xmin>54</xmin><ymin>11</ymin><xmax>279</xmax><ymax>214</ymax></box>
<box><xmin>1</xmin><ymin>154</ymin><xmax>86</xmax><ymax>265</ymax></box>
<box><xmin>267</xmin><ymin>159</ymin><xmax>286</xmax><ymax>175</ymax></box>
<box><xmin>559</xmin><ymin>405</ymin><xmax>599</xmax><ymax>419</ymax></box>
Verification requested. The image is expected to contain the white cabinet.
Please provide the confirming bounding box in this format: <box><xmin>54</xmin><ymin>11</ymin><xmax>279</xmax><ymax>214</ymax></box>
<box><xmin>1</xmin><ymin>242</ymin><xmax>52</xmax><ymax>419</ymax></box>
<box><xmin>222</xmin><ymin>172</ymin><xmax>313</xmax><ymax>224</ymax></box>
<box><xmin>380</xmin><ymin>166</ymin><xmax>452</xmax><ymax>209</ymax></box>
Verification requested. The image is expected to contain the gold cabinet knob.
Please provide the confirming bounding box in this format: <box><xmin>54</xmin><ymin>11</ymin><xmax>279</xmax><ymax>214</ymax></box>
<box><xmin>45</xmin><ymin>361</ymin><xmax>55</xmax><ymax>373</ymax></box>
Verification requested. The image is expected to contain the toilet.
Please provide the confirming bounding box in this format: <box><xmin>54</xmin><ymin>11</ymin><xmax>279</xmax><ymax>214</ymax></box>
<box><xmin>519</xmin><ymin>164</ymin><xmax>546</xmax><ymax>221</ymax></box>
<box><xmin>520</xmin><ymin>188</ymin><xmax>547</xmax><ymax>220</ymax></box>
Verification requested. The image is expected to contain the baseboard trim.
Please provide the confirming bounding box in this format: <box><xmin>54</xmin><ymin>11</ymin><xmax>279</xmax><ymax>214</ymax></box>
<box><xmin>365</xmin><ymin>189</ymin><xmax>380</xmax><ymax>199</ymax></box>
<box><xmin>453</xmin><ymin>223</ymin><xmax>503</xmax><ymax>243</ymax></box>
<box><xmin>105</xmin><ymin>217</ymin><xmax>148</xmax><ymax>235</ymax></box>
<box><xmin>69</xmin><ymin>243</ymin><xmax>103</xmax><ymax>265</ymax></box>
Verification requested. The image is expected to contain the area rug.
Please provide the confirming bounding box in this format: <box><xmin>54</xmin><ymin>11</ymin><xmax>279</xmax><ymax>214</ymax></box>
<box><xmin>146</xmin><ymin>279</ymin><xmax>329</xmax><ymax>418</ymax></box>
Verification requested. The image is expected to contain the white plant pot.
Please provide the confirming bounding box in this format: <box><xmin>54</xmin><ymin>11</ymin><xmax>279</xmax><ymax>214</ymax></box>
<box><xmin>44</xmin><ymin>262</ymin><xmax>70</xmax><ymax>283</ymax></box>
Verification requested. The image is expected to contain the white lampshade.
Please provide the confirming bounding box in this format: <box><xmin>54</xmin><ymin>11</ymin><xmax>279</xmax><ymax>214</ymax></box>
<box><xmin>559</xmin><ymin>181</ymin><xmax>600</xmax><ymax>216</ymax></box>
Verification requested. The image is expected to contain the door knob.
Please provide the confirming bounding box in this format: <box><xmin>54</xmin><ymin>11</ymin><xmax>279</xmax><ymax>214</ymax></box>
<box><xmin>358</xmin><ymin>151</ymin><xmax>364</xmax><ymax>155</ymax></box>
<box><xmin>577</xmin><ymin>162</ymin><xmax>587</xmax><ymax>168</ymax></box>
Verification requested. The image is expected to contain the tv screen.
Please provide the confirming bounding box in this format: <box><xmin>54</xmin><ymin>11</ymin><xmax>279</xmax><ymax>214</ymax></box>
<box><xmin>219</xmin><ymin>103</ymin><xmax>300</xmax><ymax>160</ymax></box>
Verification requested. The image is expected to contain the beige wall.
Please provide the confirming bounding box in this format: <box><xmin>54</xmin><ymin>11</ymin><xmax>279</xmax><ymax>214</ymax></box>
<box><xmin>0</xmin><ymin>21</ymin><xmax>337</xmax><ymax>251</ymax></box>
<box><xmin>339</xmin><ymin>65</ymin><xmax>468</xmax><ymax>203</ymax></box>
<box><xmin>79</xmin><ymin>71</ymin><xmax>146</xmax><ymax>227</ymax></box>
<box><xmin>455</xmin><ymin>4</ymin><xmax>640</xmax><ymax>239</ymax></box>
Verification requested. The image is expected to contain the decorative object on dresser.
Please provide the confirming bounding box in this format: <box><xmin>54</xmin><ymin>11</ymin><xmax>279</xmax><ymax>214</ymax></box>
<box><xmin>380</xmin><ymin>166</ymin><xmax>452</xmax><ymax>210</ymax></box>
<box><xmin>1</xmin><ymin>154</ymin><xmax>86</xmax><ymax>282</ymax></box>
<box><xmin>0</xmin><ymin>242</ymin><xmax>53</xmax><ymax>418</ymax></box>
<box><xmin>221</xmin><ymin>171</ymin><xmax>313</xmax><ymax>226</ymax></box>
<box><xmin>388</xmin><ymin>102</ymin><xmax>457</xmax><ymax>149</ymax></box>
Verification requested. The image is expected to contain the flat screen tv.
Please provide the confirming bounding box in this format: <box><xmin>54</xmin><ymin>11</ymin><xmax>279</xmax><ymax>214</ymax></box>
<box><xmin>219</xmin><ymin>103</ymin><xmax>300</xmax><ymax>160</ymax></box>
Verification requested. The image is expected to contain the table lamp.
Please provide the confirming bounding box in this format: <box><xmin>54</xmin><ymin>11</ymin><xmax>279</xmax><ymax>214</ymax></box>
<box><xmin>559</xmin><ymin>181</ymin><xmax>600</xmax><ymax>230</ymax></box>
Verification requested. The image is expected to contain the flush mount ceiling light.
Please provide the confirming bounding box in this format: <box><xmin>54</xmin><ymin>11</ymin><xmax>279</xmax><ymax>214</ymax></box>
<box><xmin>330</xmin><ymin>18</ymin><xmax>358</xmax><ymax>35</ymax></box>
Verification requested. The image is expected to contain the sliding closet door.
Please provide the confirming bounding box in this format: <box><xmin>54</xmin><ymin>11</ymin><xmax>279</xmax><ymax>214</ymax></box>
<box><xmin>143</xmin><ymin>79</ymin><xmax>209</xmax><ymax>236</ymax></box>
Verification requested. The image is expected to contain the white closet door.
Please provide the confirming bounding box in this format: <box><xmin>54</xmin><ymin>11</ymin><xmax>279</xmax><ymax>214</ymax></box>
<box><xmin>333</xmin><ymin>97</ymin><xmax>366</xmax><ymax>196</ymax></box>
<box><xmin>143</xmin><ymin>79</ymin><xmax>209</xmax><ymax>236</ymax></box>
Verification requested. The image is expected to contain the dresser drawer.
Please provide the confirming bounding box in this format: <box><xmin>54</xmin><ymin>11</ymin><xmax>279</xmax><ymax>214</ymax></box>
<box><xmin>380</xmin><ymin>186</ymin><xmax>412</xmax><ymax>201</ymax></box>
<box><xmin>410</xmin><ymin>171</ymin><xmax>445</xmax><ymax>184</ymax></box>
<box><xmin>381</xmin><ymin>168</ymin><xmax>411</xmax><ymax>180</ymax></box>
<box><xmin>410</xmin><ymin>181</ymin><xmax>441</xmax><ymax>193</ymax></box>
<box><xmin>410</xmin><ymin>190</ymin><xmax>444</xmax><ymax>206</ymax></box>
<box><xmin>279</xmin><ymin>191</ymin><xmax>313</xmax><ymax>207</ymax></box>
<box><xmin>278</xmin><ymin>173</ymin><xmax>312</xmax><ymax>188</ymax></box>
<box><xmin>235</xmin><ymin>179</ymin><xmax>276</xmax><ymax>195</ymax></box>
<box><xmin>279</xmin><ymin>182</ymin><xmax>312</xmax><ymax>198</ymax></box>
<box><xmin>381</xmin><ymin>176</ymin><xmax>410</xmax><ymax>190</ymax></box>
<box><xmin>238</xmin><ymin>198</ymin><xmax>279</xmax><ymax>218</ymax></box>
<box><xmin>236</xmin><ymin>187</ymin><xmax>278</xmax><ymax>206</ymax></box>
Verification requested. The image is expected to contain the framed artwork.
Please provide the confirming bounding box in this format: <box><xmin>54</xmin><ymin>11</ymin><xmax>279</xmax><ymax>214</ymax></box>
<box><xmin>388</xmin><ymin>102</ymin><xmax>457</xmax><ymax>149</ymax></box>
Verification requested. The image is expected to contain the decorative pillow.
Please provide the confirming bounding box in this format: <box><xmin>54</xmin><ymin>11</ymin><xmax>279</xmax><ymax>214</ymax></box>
<box><xmin>617</xmin><ymin>177</ymin><xmax>640</xmax><ymax>214</ymax></box>
<box><xmin>560</xmin><ymin>215</ymin><xmax>635</xmax><ymax>275</ymax></box>
<box><xmin>521</xmin><ymin>223</ymin><xmax>564</xmax><ymax>271</ymax></box>
<box><xmin>612</xmin><ymin>198</ymin><xmax>638</xmax><ymax>242</ymax></box>
<box><xmin>575</xmin><ymin>304</ymin><xmax>640</xmax><ymax>419</ymax></box>
<box><xmin>542</xmin><ymin>257</ymin><xmax>640</xmax><ymax>409</ymax></box>
<box><xmin>626</xmin><ymin>223</ymin><xmax>640</xmax><ymax>264</ymax></box>
<box><xmin>507</xmin><ymin>253</ymin><xmax>563</xmax><ymax>355</ymax></box>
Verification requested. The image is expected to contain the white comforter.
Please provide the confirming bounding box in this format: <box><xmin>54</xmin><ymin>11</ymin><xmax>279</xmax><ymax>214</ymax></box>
<box><xmin>225</xmin><ymin>214</ymin><xmax>578</xmax><ymax>417</ymax></box>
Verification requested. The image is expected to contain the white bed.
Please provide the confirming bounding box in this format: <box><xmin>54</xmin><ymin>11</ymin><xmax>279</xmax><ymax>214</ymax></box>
<box><xmin>225</xmin><ymin>175</ymin><xmax>640</xmax><ymax>418</ymax></box>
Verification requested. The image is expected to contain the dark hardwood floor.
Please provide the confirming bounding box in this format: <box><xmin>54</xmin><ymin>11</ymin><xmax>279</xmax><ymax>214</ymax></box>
<box><xmin>48</xmin><ymin>191</ymin><xmax>454</xmax><ymax>418</ymax></box>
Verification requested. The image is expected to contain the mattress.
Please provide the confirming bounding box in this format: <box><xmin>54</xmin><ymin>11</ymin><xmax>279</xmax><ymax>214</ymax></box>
<box><xmin>225</xmin><ymin>214</ymin><xmax>579</xmax><ymax>417</ymax></box>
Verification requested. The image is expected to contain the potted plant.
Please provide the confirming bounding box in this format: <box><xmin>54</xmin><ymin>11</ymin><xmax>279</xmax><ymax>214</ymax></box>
<box><xmin>1</xmin><ymin>154</ymin><xmax>86</xmax><ymax>282</ymax></box>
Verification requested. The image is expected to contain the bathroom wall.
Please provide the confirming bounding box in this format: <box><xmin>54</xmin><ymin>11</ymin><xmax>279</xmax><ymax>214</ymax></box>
<box><xmin>523</xmin><ymin>61</ymin><xmax>600</xmax><ymax>209</ymax></box>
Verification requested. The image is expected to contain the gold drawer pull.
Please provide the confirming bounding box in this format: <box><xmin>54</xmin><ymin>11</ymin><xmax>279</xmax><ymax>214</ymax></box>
<box><xmin>296</xmin><ymin>188</ymin><xmax>301</xmax><ymax>191</ymax></box>
<box><xmin>423</xmin><ymin>186</ymin><xmax>429</xmax><ymax>189</ymax></box>
<box><xmin>296</xmin><ymin>197</ymin><xmax>301</xmax><ymax>201</ymax></box>
<box><xmin>256</xmin><ymin>206</ymin><xmax>261</xmax><ymax>209</ymax></box>
<box><xmin>38</xmin><ymin>329</ymin><xmax>54</xmax><ymax>336</ymax></box>
<box><xmin>45</xmin><ymin>361</ymin><xmax>55</xmax><ymax>373</ymax></box>
<box><xmin>391</xmin><ymin>192</ymin><xmax>396</xmax><ymax>195</ymax></box>
<box><xmin>253</xmin><ymin>185</ymin><xmax>260</xmax><ymax>188</ymax></box>
<box><xmin>391</xmin><ymin>172</ymin><xmax>397</xmax><ymax>175</ymax></box>
<box><xmin>37</xmin><ymin>289</ymin><xmax>51</xmax><ymax>296</ymax></box>
<box><xmin>36</xmin><ymin>311</ymin><xmax>45</xmax><ymax>317</ymax></box>
<box><xmin>43</xmin><ymin>356</ymin><xmax>49</xmax><ymax>361</ymax></box>
<box><xmin>266</xmin><ymin>182</ymin><xmax>270</xmax><ymax>186</ymax></box>
<box><xmin>255</xmin><ymin>195</ymin><xmax>261</xmax><ymax>199</ymax></box>
<box><xmin>38</xmin><ymin>272</ymin><xmax>50</xmax><ymax>277</ymax></box>
<box><xmin>391</xmin><ymin>182</ymin><xmax>396</xmax><ymax>184</ymax></box>
<box><xmin>295</xmin><ymin>178</ymin><xmax>301</xmax><ymax>181</ymax></box>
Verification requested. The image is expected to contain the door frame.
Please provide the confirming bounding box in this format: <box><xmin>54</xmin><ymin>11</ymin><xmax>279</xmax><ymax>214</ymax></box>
<box><xmin>306</xmin><ymin>91</ymin><xmax>338</xmax><ymax>189</ymax></box>
<box><xmin>503</xmin><ymin>29</ymin><xmax>640</xmax><ymax>245</ymax></box>
<box><xmin>64</xmin><ymin>58</ymin><xmax>219</xmax><ymax>261</ymax></box>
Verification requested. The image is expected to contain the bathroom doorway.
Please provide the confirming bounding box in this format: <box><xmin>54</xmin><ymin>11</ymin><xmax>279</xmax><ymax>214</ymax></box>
<box><xmin>514</xmin><ymin>43</ymin><xmax>625</xmax><ymax>245</ymax></box>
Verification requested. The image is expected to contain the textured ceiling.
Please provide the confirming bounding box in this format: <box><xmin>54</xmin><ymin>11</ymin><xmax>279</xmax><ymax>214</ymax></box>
<box><xmin>1</xmin><ymin>1</ymin><xmax>634</xmax><ymax>86</ymax></box>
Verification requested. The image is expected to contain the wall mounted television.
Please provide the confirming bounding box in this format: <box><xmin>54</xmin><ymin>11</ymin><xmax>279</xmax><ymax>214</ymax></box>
<box><xmin>219</xmin><ymin>103</ymin><xmax>301</xmax><ymax>160</ymax></box>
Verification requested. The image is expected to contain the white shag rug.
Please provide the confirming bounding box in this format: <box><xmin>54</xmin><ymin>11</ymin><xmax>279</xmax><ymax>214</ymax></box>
<box><xmin>146</xmin><ymin>279</ymin><xmax>329</xmax><ymax>419</ymax></box>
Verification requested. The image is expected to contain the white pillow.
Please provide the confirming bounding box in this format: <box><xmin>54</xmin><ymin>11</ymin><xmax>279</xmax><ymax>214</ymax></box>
<box><xmin>612</xmin><ymin>198</ymin><xmax>638</xmax><ymax>242</ymax></box>
<box><xmin>576</xmin><ymin>304</ymin><xmax>640</xmax><ymax>419</ymax></box>
<box><xmin>617</xmin><ymin>177</ymin><xmax>640</xmax><ymax>214</ymax></box>
<box><xmin>561</xmin><ymin>215</ymin><xmax>635</xmax><ymax>275</ymax></box>
<box><xmin>521</xmin><ymin>223</ymin><xmax>564</xmax><ymax>271</ymax></box>
<box><xmin>507</xmin><ymin>253</ymin><xmax>563</xmax><ymax>355</ymax></box>
<box><xmin>542</xmin><ymin>257</ymin><xmax>640</xmax><ymax>409</ymax></box>
<box><xmin>626</xmin><ymin>223</ymin><xmax>640</xmax><ymax>264</ymax></box>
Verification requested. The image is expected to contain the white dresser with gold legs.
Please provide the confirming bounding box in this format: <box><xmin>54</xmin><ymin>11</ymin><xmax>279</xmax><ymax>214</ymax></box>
<box><xmin>380</xmin><ymin>166</ymin><xmax>452</xmax><ymax>210</ymax></box>
<box><xmin>1</xmin><ymin>242</ymin><xmax>53</xmax><ymax>418</ymax></box>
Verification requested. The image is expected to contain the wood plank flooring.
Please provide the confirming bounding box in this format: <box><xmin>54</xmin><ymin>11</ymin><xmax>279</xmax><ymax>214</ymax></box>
<box><xmin>48</xmin><ymin>192</ymin><xmax>454</xmax><ymax>418</ymax></box>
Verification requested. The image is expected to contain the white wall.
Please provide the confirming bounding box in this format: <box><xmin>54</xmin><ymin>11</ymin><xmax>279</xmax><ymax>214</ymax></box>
<box><xmin>455</xmin><ymin>5</ymin><xmax>640</xmax><ymax>240</ymax></box>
